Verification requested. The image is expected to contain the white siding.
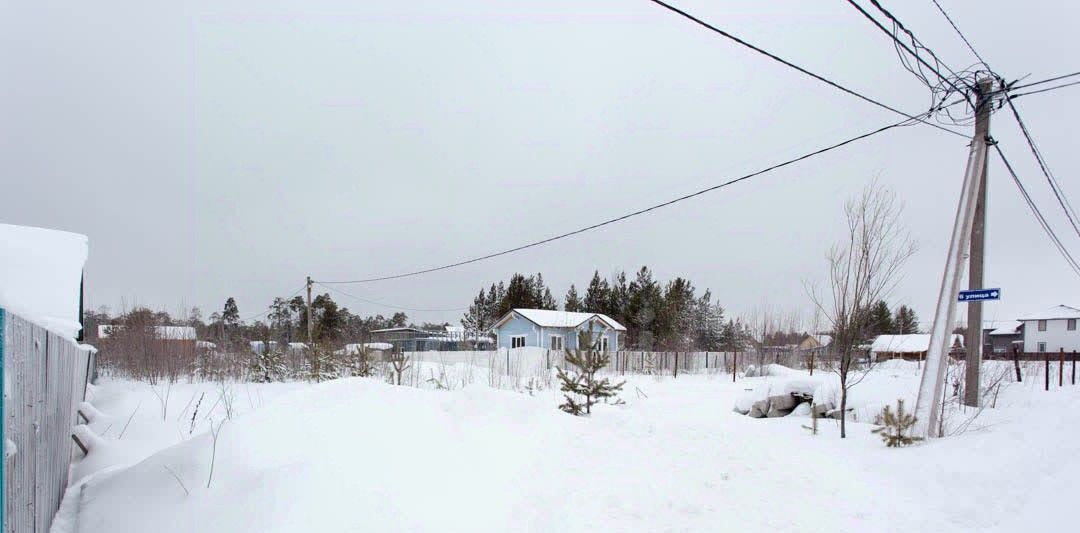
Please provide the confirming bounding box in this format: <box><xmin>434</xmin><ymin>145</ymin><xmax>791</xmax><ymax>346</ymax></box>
<box><xmin>1022</xmin><ymin>318</ymin><xmax>1080</xmax><ymax>352</ymax></box>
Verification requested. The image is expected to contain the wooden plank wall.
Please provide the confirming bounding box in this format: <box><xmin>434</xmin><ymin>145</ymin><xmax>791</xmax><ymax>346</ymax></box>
<box><xmin>2</xmin><ymin>309</ymin><xmax>95</xmax><ymax>533</ymax></box>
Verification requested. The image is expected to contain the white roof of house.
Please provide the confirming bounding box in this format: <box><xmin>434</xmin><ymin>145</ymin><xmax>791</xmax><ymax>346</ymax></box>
<box><xmin>99</xmin><ymin>325</ymin><xmax>196</xmax><ymax>340</ymax></box>
<box><xmin>1018</xmin><ymin>305</ymin><xmax>1080</xmax><ymax>321</ymax></box>
<box><xmin>503</xmin><ymin>309</ymin><xmax>627</xmax><ymax>332</ymax></box>
<box><xmin>870</xmin><ymin>334</ymin><xmax>964</xmax><ymax>354</ymax></box>
<box><xmin>0</xmin><ymin>223</ymin><xmax>88</xmax><ymax>338</ymax></box>
<box><xmin>987</xmin><ymin>321</ymin><xmax>1022</xmax><ymax>336</ymax></box>
<box><xmin>813</xmin><ymin>334</ymin><xmax>833</xmax><ymax>347</ymax></box>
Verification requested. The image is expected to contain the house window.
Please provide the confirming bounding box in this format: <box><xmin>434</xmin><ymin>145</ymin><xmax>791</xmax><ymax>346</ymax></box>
<box><xmin>598</xmin><ymin>336</ymin><xmax>609</xmax><ymax>352</ymax></box>
<box><xmin>511</xmin><ymin>335</ymin><xmax>526</xmax><ymax>349</ymax></box>
<box><xmin>1038</xmin><ymin>341</ymin><xmax>1047</xmax><ymax>352</ymax></box>
<box><xmin>549</xmin><ymin>335</ymin><xmax>563</xmax><ymax>351</ymax></box>
<box><xmin>1038</xmin><ymin>320</ymin><xmax>1047</xmax><ymax>332</ymax></box>
<box><xmin>1069</xmin><ymin>319</ymin><xmax>1077</xmax><ymax>331</ymax></box>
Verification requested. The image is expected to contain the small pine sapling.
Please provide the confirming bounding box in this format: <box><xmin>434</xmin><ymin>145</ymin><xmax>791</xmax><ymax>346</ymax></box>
<box><xmin>248</xmin><ymin>345</ymin><xmax>286</xmax><ymax>383</ymax></box>
<box><xmin>872</xmin><ymin>399</ymin><xmax>924</xmax><ymax>447</ymax></box>
<box><xmin>556</xmin><ymin>331</ymin><xmax>625</xmax><ymax>416</ymax></box>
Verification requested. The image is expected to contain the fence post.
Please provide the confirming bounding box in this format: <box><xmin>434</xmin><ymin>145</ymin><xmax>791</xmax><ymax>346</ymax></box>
<box><xmin>705</xmin><ymin>351</ymin><xmax>709</xmax><ymax>371</ymax></box>
<box><xmin>1073</xmin><ymin>350</ymin><xmax>1076</xmax><ymax>386</ymax></box>
<box><xmin>1060</xmin><ymin>349</ymin><xmax>1065</xmax><ymax>387</ymax></box>
<box><xmin>506</xmin><ymin>348</ymin><xmax>510</xmax><ymax>377</ymax></box>
<box><xmin>732</xmin><ymin>351</ymin><xmax>737</xmax><ymax>383</ymax></box>
<box><xmin>1012</xmin><ymin>345</ymin><xmax>1022</xmax><ymax>383</ymax></box>
<box><xmin>809</xmin><ymin>351</ymin><xmax>815</xmax><ymax>376</ymax></box>
<box><xmin>1045</xmin><ymin>352</ymin><xmax>1050</xmax><ymax>391</ymax></box>
<box><xmin>673</xmin><ymin>352</ymin><xmax>679</xmax><ymax>379</ymax></box>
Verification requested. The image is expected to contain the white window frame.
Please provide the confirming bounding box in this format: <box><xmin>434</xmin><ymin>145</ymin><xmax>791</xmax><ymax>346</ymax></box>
<box><xmin>549</xmin><ymin>335</ymin><xmax>563</xmax><ymax>351</ymax></box>
<box><xmin>1038</xmin><ymin>320</ymin><xmax>1047</xmax><ymax>332</ymax></box>
<box><xmin>1069</xmin><ymin>319</ymin><xmax>1077</xmax><ymax>331</ymax></box>
<box><xmin>1038</xmin><ymin>341</ymin><xmax>1047</xmax><ymax>352</ymax></box>
<box><xmin>510</xmin><ymin>335</ymin><xmax>527</xmax><ymax>349</ymax></box>
<box><xmin>598</xmin><ymin>336</ymin><xmax>609</xmax><ymax>352</ymax></box>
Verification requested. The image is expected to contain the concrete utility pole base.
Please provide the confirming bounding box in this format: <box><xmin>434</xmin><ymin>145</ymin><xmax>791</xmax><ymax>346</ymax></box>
<box><xmin>914</xmin><ymin>78</ymin><xmax>994</xmax><ymax>437</ymax></box>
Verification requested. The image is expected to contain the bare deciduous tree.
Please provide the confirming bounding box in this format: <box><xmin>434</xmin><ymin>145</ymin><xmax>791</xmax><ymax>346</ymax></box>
<box><xmin>807</xmin><ymin>182</ymin><xmax>916</xmax><ymax>438</ymax></box>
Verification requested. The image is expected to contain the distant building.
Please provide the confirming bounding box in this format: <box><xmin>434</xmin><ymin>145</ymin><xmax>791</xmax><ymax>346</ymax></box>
<box><xmin>369</xmin><ymin>326</ymin><xmax>492</xmax><ymax>352</ymax></box>
<box><xmin>1018</xmin><ymin>305</ymin><xmax>1080</xmax><ymax>353</ymax></box>
<box><xmin>249</xmin><ymin>341</ymin><xmax>308</xmax><ymax>355</ymax></box>
<box><xmin>98</xmin><ymin>325</ymin><xmax>197</xmax><ymax>342</ymax></box>
<box><xmin>490</xmin><ymin>309</ymin><xmax>625</xmax><ymax>351</ymax></box>
<box><xmin>797</xmin><ymin>334</ymin><xmax>832</xmax><ymax>357</ymax></box>
<box><xmin>870</xmin><ymin>333</ymin><xmax>964</xmax><ymax>361</ymax></box>
<box><xmin>982</xmin><ymin>320</ymin><xmax>1022</xmax><ymax>355</ymax></box>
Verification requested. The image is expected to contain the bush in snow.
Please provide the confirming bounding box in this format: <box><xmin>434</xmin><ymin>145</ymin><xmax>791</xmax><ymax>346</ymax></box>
<box><xmin>345</xmin><ymin>347</ymin><xmax>377</xmax><ymax>378</ymax></box>
<box><xmin>248</xmin><ymin>347</ymin><xmax>287</xmax><ymax>383</ymax></box>
<box><xmin>556</xmin><ymin>331</ymin><xmax>625</xmax><ymax>416</ymax></box>
<box><xmin>871</xmin><ymin>399</ymin><xmax>923</xmax><ymax>448</ymax></box>
<box><xmin>303</xmin><ymin>345</ymin><xmax>339</xmax><ymax>382</ymax></box>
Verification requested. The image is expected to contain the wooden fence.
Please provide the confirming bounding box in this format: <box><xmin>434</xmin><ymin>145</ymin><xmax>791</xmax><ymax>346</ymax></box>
<box><xmin>407</xmin><ymin>348</ymin><xmax>766</xmax><ymax>378</ymax></box>
<box><xmin>1</xmin><ymin>309</ymin><xmax>97</xmax><ymax>533</ymax></box>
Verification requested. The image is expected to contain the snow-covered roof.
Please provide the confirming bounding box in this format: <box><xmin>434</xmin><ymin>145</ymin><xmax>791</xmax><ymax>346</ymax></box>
<box><xmin>338</xmin><ymin>342</ymin><xmax>393</xmax><ymax>355</ymax></box>
<box><xmin>1017</xmin><ymin>305</ymin><xmax>1080</xmax><ymax>321</ymax></box>
<box><xmin>987</xmin><ymin>321</ymin><xmax>1022</xmax><ymax>336</ymax></box>
<box><xmin>497</xmin><ymin>309</ymin><xmax>627</xmax><ymax>332</ymax></box>
<box><xmin>0</xmin><ymin>223</ymin><xmax>88</xmax><ymax>338</ymax></box>
<box><xmin>870</xmin><ymin>334</ymin><xmax>964</xmax><ymax>354</ymax></box>
<box><xmin>196</xmin><ymin>341</ymin><xmax>217</xmax><ymax>349</ymax></box>
<box><xmin>99</xmin><ymin>325</ymin><xmax>196</xmax><ymax>340</ymax></box>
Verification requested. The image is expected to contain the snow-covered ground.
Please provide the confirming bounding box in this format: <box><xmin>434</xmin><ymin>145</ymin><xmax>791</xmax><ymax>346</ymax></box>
<box><xmin>55</xmin><ymin>362</ymin><xmax>1080</xmax><ymax>532</ymax></box>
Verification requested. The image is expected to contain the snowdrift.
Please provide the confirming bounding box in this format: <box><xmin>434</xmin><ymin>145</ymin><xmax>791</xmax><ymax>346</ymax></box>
<box><xmin>72</xmin><ymin>379</ymin><xmax>577</xmax><ymax>533</ymax></box>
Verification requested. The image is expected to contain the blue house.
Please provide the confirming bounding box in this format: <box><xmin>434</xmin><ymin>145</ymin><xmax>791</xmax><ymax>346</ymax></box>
<box><xmin>490</xmin><ymin>309</ymin><xmax>626</xmax><ymax>352</ymax></box>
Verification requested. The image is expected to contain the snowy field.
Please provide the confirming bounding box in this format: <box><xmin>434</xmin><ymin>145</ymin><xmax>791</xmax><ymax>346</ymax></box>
<box><xmin>55</xmin><ymin>361</ymin><xmax>1079</xmax><ymax>532</ymax></box>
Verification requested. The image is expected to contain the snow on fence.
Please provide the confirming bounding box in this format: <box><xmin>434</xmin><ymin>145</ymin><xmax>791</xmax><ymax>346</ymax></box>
<box><xmin>1</xmin><ymin>309</ymin><xmax>97</xmax><ymax>533</ymax></box>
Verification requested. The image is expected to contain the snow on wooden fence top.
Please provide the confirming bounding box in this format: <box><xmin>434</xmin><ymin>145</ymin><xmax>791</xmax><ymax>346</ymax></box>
<box><xmin>0</xmin><ymin>223</ymin><xmax>88</xmax><ymax>339</ymax></box>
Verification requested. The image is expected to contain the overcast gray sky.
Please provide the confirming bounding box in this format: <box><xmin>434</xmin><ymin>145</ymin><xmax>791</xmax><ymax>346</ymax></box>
<box><xmin>3</xmin><ymin>0</ymin><xmax>1078</xmax><ymax>328</ymax></box>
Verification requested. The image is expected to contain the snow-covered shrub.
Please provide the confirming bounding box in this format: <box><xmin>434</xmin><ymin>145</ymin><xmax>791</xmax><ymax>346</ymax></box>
<box><xmin>871</xmin><ymin>399</ymin><xmax>923</xmax><ymax>447</ymax></box>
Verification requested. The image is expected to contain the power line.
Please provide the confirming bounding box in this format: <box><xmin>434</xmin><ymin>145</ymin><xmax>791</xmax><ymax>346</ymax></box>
<box><xmin>314</xmin><ymin>282</ymin><xmax>467</xmax><ymax>313</ymax></box>
<box><xmin>845</xmin><ymin>0</ymin><xmax>967</xmax><ymax>97</ymax></box>
<box><xmin>1003</xmin><ymin>98</ymin><xmax>1080</xmax><ymax>239</ymax></box>
<box><xmin>1009</xmin><ymin>71</ymin><xmax>1080</xmax><ymax>92</ymax></box>
<box><xmin>645</xmin><ymin>0</ymin><xmax>968</xmax><ymax>139</ymax></box>
<box><xmin>1009</xmin><ymin>79</ymin><xmax>1080</xmax><ymax>100</ymax></box>
<box><xmin>929</xmin><ymin>0</ymin><xmax>989</xmax><ymax>67</ymax></box>
<box><xmin>318</xmin><ymin>111</ymin><xmax>931</xmax><ymax>284</ymax></box>
<box><xmin>991</xmin><ymin>142</ymin><xmax>1080</xmax><ymax>277</ymax></box>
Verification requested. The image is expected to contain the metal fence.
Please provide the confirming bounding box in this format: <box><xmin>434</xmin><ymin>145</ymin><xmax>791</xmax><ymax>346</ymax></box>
<box><xmin>1</xmin><ymin>309</ymin><xmax>97</xmax><ymax>533</ymax></box>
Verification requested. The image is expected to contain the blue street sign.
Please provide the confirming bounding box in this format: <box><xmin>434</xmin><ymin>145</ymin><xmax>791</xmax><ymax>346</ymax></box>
<box><xmin>958</xmin><ymin>288</ymin><xmax>1001</xmax><ymax>302</ymax></box>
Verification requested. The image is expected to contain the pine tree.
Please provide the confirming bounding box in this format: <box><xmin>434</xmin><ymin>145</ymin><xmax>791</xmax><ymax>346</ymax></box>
<box><xmin>893</xmin><ymin>305</ymin><xmax>920</xmax><ymax>334</ymax></box>
<box><xmin>564</xmin><ymin>284</ymin><xmax>583</xmax><ymax>312</ymax></box>
<box><xmin>462</xmin><ymin>288</ymin><xmax>492</xmax><ymax>335</ymax></box>
<box><xmin>542</xmin><ymin>287</ymin><xmax>558</xmax><ymax>311</ymax></box>
<box><xmin>866</xmin><ymin>300</ymin><xmax>894</xmax><ymax>339</ymax></box>
<box><xmin>222</xmin><ymin>297</ymin><xmax>240</xmax><ymax>327</ymax></box>
<box><xmin>304</xmin><ymin>344</ymin><xmax>338</xmax><ymax>382</ymax></box>
<box><xmin>248</xmin><ymin>343</ymin><xmax>286</xmax><ymax>383</ymax></box>
<box><xmin>583</xmin><ymin>271</ymin><xmax>610</xmax><ymax>313</ymax></box>
<box><xmin>556</xmin><ymin>331</ymin><xmax>625</xmax><ymax>416</ymax></box>
<box><xmin>871</xmin><ymin>399</ymin><xmax>924</xmax><ymax>447</ymax></box>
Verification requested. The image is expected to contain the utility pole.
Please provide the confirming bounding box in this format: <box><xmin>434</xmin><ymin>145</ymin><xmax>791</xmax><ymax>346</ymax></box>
<box><xmin>306</xmin><ymin>276</ymin><xmax>316</xmax><ymax>380</ymax></box>
<box><xmin>963</xmin><ymin>80</ymin><xmax>992</xmax><ymax>408</ymax></box>
<box><xmin>306</xmin><ymin>275</ymin><xmax>314</xmax><ymax>347</ymax></box>
<box><xmin>914</xmin><ymin>78</ymin><xmax>994</xmax><ymax>437</ymax></box>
